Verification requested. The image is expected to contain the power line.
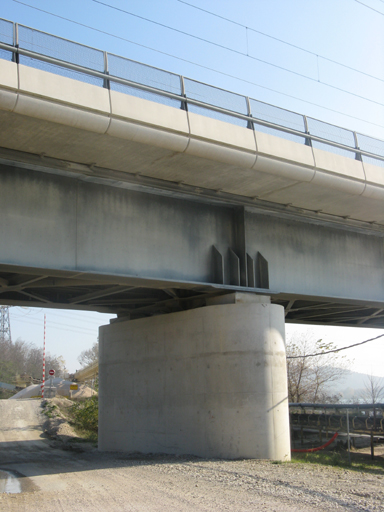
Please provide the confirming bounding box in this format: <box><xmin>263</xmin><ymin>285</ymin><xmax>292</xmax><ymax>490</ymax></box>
<box><xmin>287</xmin><ymin>334</ymin><xmax>384</xmax><ymax>359</ymax></box>
<box><xmin>15</xmin><ymin>307</ymin><xmax>113</xmax><ymax>324</ymax></box>
<box><xmin>90</xmin><ymin>0</ymin><xmax>384</xmax><ymax>108</ymax></box>
<box><xmin>11</xmin><ymin>315</ymin><xmax>99</xmax><ymax>335</ymax></box>
<box><xmin>354</xmin><ymin>0</ymin><xmax>384</xmax><ymax>16</ymax></box>
<box><xmin>14</xmin><ymin>306</ymin><xmax>43</xmax><ymax>316</ymax></box>
<box><xmin>10</xmin><ymin>0</ymin><xmax>384</xmax><ymax>129</ymax></box>
<box><xmin>47</xmin><ymin>311</ymin><xmax>113</xmax><ymax>325</ymax></box>
<box><xmin>12</xmin><ymin>307</ymin><xmax>112</xmax><ymax>328</ymax></box>
<box><xmin>177</xmin><ymin>0</ymin><xmax>384</xmax><ymax>84</ymax></box>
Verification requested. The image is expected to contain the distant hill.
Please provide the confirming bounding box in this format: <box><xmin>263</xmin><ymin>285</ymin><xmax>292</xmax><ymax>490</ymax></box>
<box><xmin>326</xmin><ymin>370</ymin><xmax>383</xmax><ymax>402</ymax></box>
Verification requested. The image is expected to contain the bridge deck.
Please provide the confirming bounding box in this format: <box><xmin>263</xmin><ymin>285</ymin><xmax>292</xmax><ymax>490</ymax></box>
<box><xmin>0</xmin><ymin>23</ymin><xmax>383</xmax><ymax>327</ymax></box>
<box><xmin>0</xmin><ymin>58</ymin><xmax>383</xmax><ymax>227</ymax></box>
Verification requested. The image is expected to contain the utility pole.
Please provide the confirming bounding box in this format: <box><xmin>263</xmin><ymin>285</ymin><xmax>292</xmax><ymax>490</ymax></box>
<box><xmin>0</xmin><ymin>305</ymin><xmax>11</xmax><ymax>343</ymax></box>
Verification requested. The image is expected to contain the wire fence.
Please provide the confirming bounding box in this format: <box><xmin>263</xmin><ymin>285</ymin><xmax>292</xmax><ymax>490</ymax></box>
<box><xmin>0</xmin><ymin>18</ymin><xmax>383</xmax><ymax>167</ymax></box>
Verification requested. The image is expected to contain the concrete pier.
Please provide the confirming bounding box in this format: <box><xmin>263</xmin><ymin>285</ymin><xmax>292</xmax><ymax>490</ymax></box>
<box><xmin>99</xmin><ymin>295</ymin><xmax>290</xmax><ymax>460</ymax></box>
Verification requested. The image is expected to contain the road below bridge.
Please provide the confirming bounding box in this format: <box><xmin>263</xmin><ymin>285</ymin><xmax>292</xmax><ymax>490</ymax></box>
<box><xmin>0</xmin><ymin>399</ymin><xmax>383</xmax><ymax>511</ymax></box>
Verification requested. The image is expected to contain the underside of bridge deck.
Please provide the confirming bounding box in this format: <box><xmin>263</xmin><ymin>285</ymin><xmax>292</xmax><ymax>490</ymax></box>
<box><xmin>0</xmin><ymin>266</ymin><xmax>383</xmax><ymax>328</ymax></box>
<box><xmin>0</xmin><ymin>155</ymin><xmax>383</xmax><ymax>328</ymax></box>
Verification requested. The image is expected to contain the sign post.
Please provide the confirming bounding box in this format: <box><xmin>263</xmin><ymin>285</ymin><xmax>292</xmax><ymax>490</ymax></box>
<box><xmin>48</xmin><ymin>369</ymin><xmax>55</xmax><ymax>395</ymax></box>
<box><xmin>69</xmin><ymin>383</ymin><xmax>78</xmax><ymax>399</ymax></box>
<box><xmin>41</xmin><ymin>314</ymin><xmax>46</xmax><ymax>399</ymax></box>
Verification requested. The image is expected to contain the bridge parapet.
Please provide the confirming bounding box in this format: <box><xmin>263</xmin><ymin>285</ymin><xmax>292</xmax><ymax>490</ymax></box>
<box><xmin>0</xmin><ymin>17</ymin><xmax>383</xmax><ymax>167</ymax></box>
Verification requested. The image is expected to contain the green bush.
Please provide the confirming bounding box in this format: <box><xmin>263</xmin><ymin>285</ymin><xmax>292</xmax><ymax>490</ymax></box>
<box><xmin>70</xmin><ymin>396</ymin><xmax>98</xmax><ymax>440</ymax></box>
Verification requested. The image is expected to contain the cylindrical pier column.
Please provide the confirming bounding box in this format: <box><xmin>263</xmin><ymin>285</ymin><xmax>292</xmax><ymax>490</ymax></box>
<box><xmin>99</xmin><ymin>295</ymin><xmax>290</xmax><ymax>460</ymax></box>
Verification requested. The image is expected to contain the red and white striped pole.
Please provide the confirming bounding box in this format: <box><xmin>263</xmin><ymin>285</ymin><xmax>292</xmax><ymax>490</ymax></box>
<box><xmin>41</xmin><ymin>313</ymin><xmax>46</xmax><ymax>399</ymax></box>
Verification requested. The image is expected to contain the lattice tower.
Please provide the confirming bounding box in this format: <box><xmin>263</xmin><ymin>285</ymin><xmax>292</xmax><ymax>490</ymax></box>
<box><xmin>0</xmin><ymin>305</ymin><xmax>12</xmax><ymax>343</ymax></box>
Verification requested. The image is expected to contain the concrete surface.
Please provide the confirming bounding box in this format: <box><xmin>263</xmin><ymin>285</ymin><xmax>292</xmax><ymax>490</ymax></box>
<box><xmin>1</xmin><ymin>164</ymin><xmax>383</xmax><ymax>306</ymax></box>
<box><xmin>0</xmin><ymin>59</ymin><xmax>383</xmax><ymax>224</ymax></box>
<box><xmin>99</xmin><ymin>299</ymin><xmax>290</xmax><ymax>460</ymax></box>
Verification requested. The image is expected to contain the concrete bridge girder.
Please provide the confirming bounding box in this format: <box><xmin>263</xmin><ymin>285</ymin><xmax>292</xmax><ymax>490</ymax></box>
<box><xmin>0</xmin><ymin>164</ymin><xmax>383</xmax><ymax>311</ymax></box>
<box><xmin>0</xmin><ymin>59</ymin><xmax>384</xmax><ymax>226</ymax></box>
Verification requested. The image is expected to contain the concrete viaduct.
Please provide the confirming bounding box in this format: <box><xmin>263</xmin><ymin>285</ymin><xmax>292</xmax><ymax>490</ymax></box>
<box><xmin>0</xmin><ymin>20</ymin><xmax>383</xmax><ymax>460</ymax></box>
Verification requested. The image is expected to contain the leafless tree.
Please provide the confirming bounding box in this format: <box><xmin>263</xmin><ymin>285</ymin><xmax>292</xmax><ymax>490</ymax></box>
<box><xmin>286</xmin><ymin>332</ymin><xmax>349</xmax><ymax>403</ymax></box>
<box><xmin>0</xmin><ymin>337</ymin><xmax>65</xmax><ymax>385</ymax></box>
<box><xmin>78</xmin><ymin>341</ymin><xmax>99</xmax><ymax>368</ymax></box>
<box><xmin>360</xmin><ymin>374</ymin><xmax>384</xmax><ymax>426</ymax></box>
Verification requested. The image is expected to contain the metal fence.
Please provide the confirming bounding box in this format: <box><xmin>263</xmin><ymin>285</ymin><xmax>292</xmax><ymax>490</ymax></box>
<box><xmin>0</xmin><ymin>18</ymin><xmax>383</xmax><ymax>167</ymax></box>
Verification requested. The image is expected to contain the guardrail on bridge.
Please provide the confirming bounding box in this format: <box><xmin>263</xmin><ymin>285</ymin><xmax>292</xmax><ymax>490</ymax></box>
<box><xmin>0</xmin><ymin>17</ymin><xmax>383</xmax><ymax>168</ymax></box>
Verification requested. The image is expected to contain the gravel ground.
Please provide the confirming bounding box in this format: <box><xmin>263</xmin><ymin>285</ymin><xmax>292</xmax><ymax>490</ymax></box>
<box><xmin>0</xmin><ymin>399</ymin><xmax>383</xmax><ymax>511</ymax></box>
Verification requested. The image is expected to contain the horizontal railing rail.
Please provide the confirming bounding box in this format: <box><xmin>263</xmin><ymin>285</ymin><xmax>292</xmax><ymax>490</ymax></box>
<box><xmin>0</xmin><ymin>20</ymin><xmax>383</xmax><ymax>166</ymax></box>
<box><xmin>290</xmin><ymin>403</ymin><xmax>384</xmax><ymax>409</ymax></box>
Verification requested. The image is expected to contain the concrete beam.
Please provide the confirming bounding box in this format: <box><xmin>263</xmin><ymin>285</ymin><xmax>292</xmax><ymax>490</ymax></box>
<box><xmin>0</xmin><ymin>164</ymin><xmax>383</xmax><ymax>307</ymax></box>
<box><xmin>0</xmin><ymin>60</ymin><xmax>384</xmax><ymax>224</ymax></box>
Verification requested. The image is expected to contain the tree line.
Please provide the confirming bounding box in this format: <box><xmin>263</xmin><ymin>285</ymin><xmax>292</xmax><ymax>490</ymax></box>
<box><xmin>286</xmin><ymin>331</ymin><xmax>384</xmax><ymax>405</ymax></box>
<box><xmin>0</xmin><ymin>336</ymin><xmax>65</xmax><ymax>387</ymax></box>
<box><xmin>286</xmin><ymin>333</ymin><xmax>348</xmax><ymax>403</ymax></box>
<box><xmin>3</xmin><ymin>329</ymin><xmax>381</xmax><ymax>406</ymax></box>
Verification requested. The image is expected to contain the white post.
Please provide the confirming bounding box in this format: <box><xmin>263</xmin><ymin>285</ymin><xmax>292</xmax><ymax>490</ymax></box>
<box><xmin>41</xmin><ymin>314</ymin><xmax>46</xmax><ymax>399</ymax></box>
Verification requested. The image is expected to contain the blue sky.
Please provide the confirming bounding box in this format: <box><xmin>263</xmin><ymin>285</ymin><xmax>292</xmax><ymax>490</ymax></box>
<box><xmin>1</xmin><ymin>0</ymin><xmax>384</xmax><ymax>375</ymax></box>
<box><xmin>2</xmin><ymin>0</ymin><xmax>384</xmax><ymax>138</ymax></box>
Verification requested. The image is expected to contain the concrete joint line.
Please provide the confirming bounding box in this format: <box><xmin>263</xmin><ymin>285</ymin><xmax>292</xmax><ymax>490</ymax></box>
<box><xmin>17</xmin><ymin>91</ymin><xmax>110</xmax><ymax>118</ymax></box>
<box><xmin>317</xmin><ymin>167</ymin><xmax>367</xmax><ymax>187</ymax></box>
<box><xmin>254</xmin><ymin>151</ymin><xmax>315</xmax><ymax>169</ymax></box>
<box><xmin>107</xmin><ymin>113</ymin><xmax>189</xmax><ymax>138</ymax></box>
<box><xmin>309</xmin><ymin>144</ymin><xmax>317</xmax><ymax>184</ymax></box>
<box><xmin>13</xmin><ymin>62</ymin><xmax>20</xmax><ymax>114</ymax></box>
<box><xmin>360</xmin><ymin>159</ymin><xmax>369</xmax><ymax>197</ymax></box>
<box><xmin>106</xmin><ymin>84</ymin><xmax>113</xmax><ymax>135</ymax></box>
<box><xmin>189</xmin><ymin>134</ymin><xmax>257</xmax><ymax>155</ymax></box>
<box><xmin>183</xmin><ymin>110</ymin><xmax>192</xmax><ymax>154</ymax></box>
<box><xmin>251</xmin><ymin>124</ymin><xmax>258</xmax><ymax>169</ymax></box>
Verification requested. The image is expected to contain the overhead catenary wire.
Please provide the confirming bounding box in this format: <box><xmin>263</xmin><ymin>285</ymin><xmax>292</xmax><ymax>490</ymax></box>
<box><xmin>354</xmin><ymin>0</ymin><xmax>384</xmax><ymax>16</ymax></box>
<box><xmin>286</xmin><ymin>334</ymin><xmax>384</xmax><ymax>359</ymax></box>
<box><xmin>177</xmin><ymin>0</ymin><xmax>384</xmax><ymax>83</ymax></box>
<box><xmin>90</xmin><ymin>0</ymin><xmax>384</xmax><ymax>108</ymax></box>
<box><xmin>14</xmin><ymin>307</ymin><xmax>113</xmax><ymax>325</ymax></box>
<box><xmin>10</xmin><ymin>315</ymin><xmax>100</xmax><ymax>336</ymax></box>
<box><xmin>10</xmin><ymin>0</ymin><xmax>384</xmax><ymax>130</ymax></box>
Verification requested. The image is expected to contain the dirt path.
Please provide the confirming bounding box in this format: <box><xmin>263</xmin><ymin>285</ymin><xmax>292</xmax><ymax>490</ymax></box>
<box><xmin>0</xmin><ymin>399</ymin><xmax>45</xmax><ymax>443</ymax></box>
<box><xmin>0</xmin><ymin>399</ymin><xmax>383</xmax><ymax>511</ymax></box>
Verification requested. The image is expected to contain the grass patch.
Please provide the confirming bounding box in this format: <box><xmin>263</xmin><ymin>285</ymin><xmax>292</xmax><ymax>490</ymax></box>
<box><xmin>69</xmin><ymin>396</ymin><xmax>98</xmax><ymax>442</ymax></box>
<box><xmin>42</xmin><ymin>402</ymin><xmax>58</xmax><ymax>418</ymax></box>
<box><xmin>291</xmin><ymin>450</ymin><xmax>384</xmax><ymax>474</ymax></box>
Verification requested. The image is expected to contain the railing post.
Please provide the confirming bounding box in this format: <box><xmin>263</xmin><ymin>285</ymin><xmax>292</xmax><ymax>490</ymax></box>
<box><xmin>303</xmin><ymin>115</ymin><xmax>312</xmax><ymax>147</ymax></box>
<box><xmin>13</xmin><ymin>23</ymin><xmax>19</xmax><ymax>64</ymax></box>
<box><xmin>371</xmin><ymin>428</ymin><xmax>375</xmax><ymax>460</ymax></box>
<box><xmin>246</xmin><ymin>97</ymin><xmax>253</xmax><ymax>130</ymax></box>
<box><xmin>103</xmin><ymin>51</ymin><xmax>110</xmax><ymax>90</ymax></box>
<box><xmin>354</xmin><ymin>131</ymin><xmax>362</xmax><ymax>161</ymax></box>
<box><xmin>180</xmin><ymin>76</ymin><xmax>188</xmax><ymax>111</ymax></box>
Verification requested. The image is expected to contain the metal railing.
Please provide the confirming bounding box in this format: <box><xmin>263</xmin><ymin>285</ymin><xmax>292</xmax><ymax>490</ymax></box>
<box><xmin>0</xmin><ymin>18</ymin><xmax>383</xmax><ymax>166</ymax></box>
